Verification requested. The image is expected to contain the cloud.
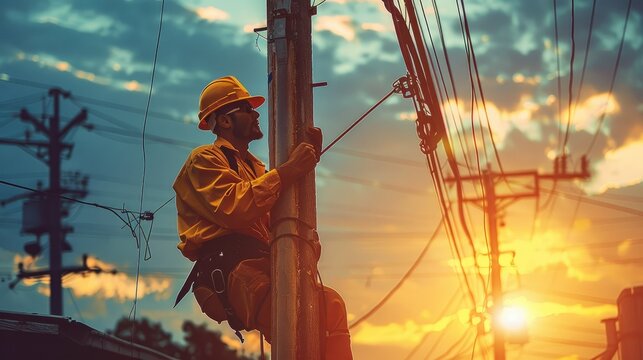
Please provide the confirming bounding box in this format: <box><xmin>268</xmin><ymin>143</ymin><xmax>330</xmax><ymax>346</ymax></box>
<box><xmin>193</xmin><ymin>6</ymin><xmax>229</xmax><ymax>22</ymax></box>
<box><xmin>584</xmin><ymin>137</ymin><xmax>643</xmax><ymax>194</ymax></box>
<box><xmin>617</xmin><ymin>239</ymin><xmax>633</xmax><ymax>256</ymax></box>
<box><xmin>361</xmin><ymin>22</ymin><xmax>387</xmax><ymax>33</ymax></box>
<box><xmin>16</xmin><ymin>255</ymin><xmax>172</xmax><ymax>302</ymax></box>
<box><xmin>28</xmin><ymin>3</ymin><xmax>126</xmax><ymax>36</ymax></box>
<box><xmin>13</xmin><ymin>253</ymin><xmax>40</xmax><ymax>272</ymax></box>
<box><xmin>505</xmin><ymin>297</ymin><xmax>616</xmax><ymax>320</ymax></box>
<box><xmin>316</xmin><ymin>16</ymin><xmax>356</xmax><ymax>41</ymax></box>
<box><xmin>439</xmin><ymin>96</ymin><xmax>543</xmax><ymax>151</ymax></box>
<box><xmin>565</xmin><ymin>93</ymin><xmax>620</xmax><ymax>134</ymax></box>
<box><xmin>350</xmin><ymin>297</ymin><xmax>615</xmax><ymax>348</ymax></box>
<box><xmin>352</xmin><ymin>316</ymin><xmax>458</xmax><ymax>347</ymax></box>
<box><xmin>447</xmin><ymin>229</ymin><xmax>603</xmax><ymax>282</ymax></box>
<box><xmin>12</xmin><ymin>50</ymin><xmax>151</xmax><ymax>89</ymax></box>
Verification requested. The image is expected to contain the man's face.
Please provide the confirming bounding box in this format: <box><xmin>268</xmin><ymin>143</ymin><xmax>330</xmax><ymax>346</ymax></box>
<box><xmin>229</xmin><ymin>102</ymin><xmax>263</xmax><ymax>141</ymax></box>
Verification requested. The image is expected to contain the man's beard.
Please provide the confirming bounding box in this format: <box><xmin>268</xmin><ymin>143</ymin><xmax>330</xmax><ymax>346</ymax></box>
<box><xmin>232</xmin><ymin>117</ymin><xmax>263</xmax><ymax>140</ymax></box>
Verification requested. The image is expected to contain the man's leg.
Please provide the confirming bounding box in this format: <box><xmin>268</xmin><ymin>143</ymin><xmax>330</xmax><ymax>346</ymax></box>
<box><xmin>320</xmin><ymin>286</ymin><xmax>353</xmax><ymax>360</ymax></box>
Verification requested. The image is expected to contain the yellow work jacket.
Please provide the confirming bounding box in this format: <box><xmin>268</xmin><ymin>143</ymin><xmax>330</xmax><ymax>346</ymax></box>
<box><xmin>173</xmin><ymin>137</ymin><xmax>281</xmax><ymax>261</ymax></box>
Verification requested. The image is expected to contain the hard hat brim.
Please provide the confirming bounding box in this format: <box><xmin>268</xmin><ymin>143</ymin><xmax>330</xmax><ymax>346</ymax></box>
<box><xmin>198</xmin><ymin>95</ymin><xmax>265</xmax><ymax>130</ymax></box>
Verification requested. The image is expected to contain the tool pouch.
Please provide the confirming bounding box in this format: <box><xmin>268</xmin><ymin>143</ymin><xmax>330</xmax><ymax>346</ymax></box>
<box><xmin>228</xmin><ymin>256</ymin><xmax>271</xmax><ymax>337</ymax></box>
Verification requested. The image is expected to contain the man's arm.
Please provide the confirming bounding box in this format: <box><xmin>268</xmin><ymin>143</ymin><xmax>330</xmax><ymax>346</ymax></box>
<box><xmin>186</xmin><ymin>141</ymin><xmax>319</xmax><ymax>230</ymax></box>
<box><xmin>187</xmin><ymin>149</ymin><xmax>281</xmax><ymax>229</ymax></box>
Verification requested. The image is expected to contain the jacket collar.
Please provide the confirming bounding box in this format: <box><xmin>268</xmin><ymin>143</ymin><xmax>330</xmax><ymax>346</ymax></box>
<box><xmin>214</xmin><ymin>137</ymin><xmax>264</xmax><ymax>167</ymax></box>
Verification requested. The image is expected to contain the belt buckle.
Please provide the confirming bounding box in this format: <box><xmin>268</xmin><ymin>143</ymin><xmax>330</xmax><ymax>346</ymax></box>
<box><xmin>211</xmin><ymin>269</ymin><xmax>226</xmax><ymax>294</ymax></box>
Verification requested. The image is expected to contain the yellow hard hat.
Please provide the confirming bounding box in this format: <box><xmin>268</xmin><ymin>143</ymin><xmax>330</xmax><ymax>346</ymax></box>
<box><xmin>198</xmin><ymin>76</ymin><xmax>265</xmax><ymax>130</ymax></box>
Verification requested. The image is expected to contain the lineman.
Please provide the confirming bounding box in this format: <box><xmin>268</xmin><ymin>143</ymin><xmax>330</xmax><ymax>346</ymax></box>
<box><xmin>173</xmin><ymin>76</ymin><xmax>353</xmax><ymax>359</ymax></box>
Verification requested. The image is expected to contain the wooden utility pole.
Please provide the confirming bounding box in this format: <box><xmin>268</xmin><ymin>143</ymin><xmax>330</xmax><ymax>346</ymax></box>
<box><xmin>0</xmin><ymin>87</ymin><xmax>88</xmax><ymax>315</ymax></box>
<box><xmin>617</xmin><ymin>286</ymin><xmax>643</xmax><ymax>360</ymax></box>
<box><xmin>267</xmin><ymin>1</ymin><xmax>320</xmax><ymax>359</ymax></box>
<box><xmin>446</xmin><ymin>157</ymin><xmax>590</xmax><ymax>360</ymax></box>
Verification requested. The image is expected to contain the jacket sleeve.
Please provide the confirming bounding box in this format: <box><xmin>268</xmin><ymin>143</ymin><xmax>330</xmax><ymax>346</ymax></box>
<box><xmin>187</xmin><ymin>149</ymin><xmax>281</xmax><ymax>229</ymax></box>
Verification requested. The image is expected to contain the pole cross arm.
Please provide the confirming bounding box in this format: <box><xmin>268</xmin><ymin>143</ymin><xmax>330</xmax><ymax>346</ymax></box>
<box><xmin>0</xmin><ymin>191</ymin><xmax>33</xmax><ymax>206</ymax></box>
<box><xmin>0</xmin><ymin>138</ymin><xmax>57</xmax><ymax>148</ymax></box>
<box><xmin>9</xmin><ymin>259</ymin><xmax>116</xmax><ymax>289</ymax></box>
<box><xmin>19</xmin><ymin>109</ymin><xmax>49</xmax><ymax>136</ymax></box>
<box><xmin>60</xmin><ymin>109</ymin><xmax>88</xmax><ymax>138</ymax></box>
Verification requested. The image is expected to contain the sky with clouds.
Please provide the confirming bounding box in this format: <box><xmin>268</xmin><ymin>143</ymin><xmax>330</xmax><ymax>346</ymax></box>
<box><xmin>0</xmin><ymin>0</ymin><xmax>641</xmax><ymax>359</ymax></box>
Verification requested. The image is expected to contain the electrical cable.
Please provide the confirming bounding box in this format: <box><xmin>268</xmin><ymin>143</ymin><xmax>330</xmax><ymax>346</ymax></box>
<box><xmin>67</xmin><ymin>287</ymin><xmax>85</xmax><ymax>322</ymax></box>
<box><xmin>561</xmin><ymin>0</ymin><xmax>599</xmax><ymax>272</ymax></box>
<box><xmin>0</xmin><ymin>93</ymin><xmax>43</xmax><ymax>108</ymax></box>
<box><xmin>532</xmin><ymin>335</ymin><xmax>604</xmax><ymax>349</ymax></box>
<box><xmin>585</xmin><ymin>0</ymin><xmax>633</xmax><ymax>155</ymax></box>
<box><xmin>542</xmin><ymin>186</ymin><xmax>642</xmax><ymax>216</ymax></box>
<box><xmin>571</xmin><ymin>0</ymin><xmax>597</xmax><ymax>121</ymax></box>
<box><xmin>0</xmin><ymin>76</ymin><xmax>53</xmax><ymax>90</ymax></box>
<box><xmin>427</xmin><ymin>153</ymin><xmax>479</xmax><ymax>307</ymax></box>
<box><xmin>553</xmin><ymin>0</ymin><xmax>563</xmax><ymax>151</ymax></box>
<box><xmin>523</xmin><ymin>287</ymin><xmax>612</xmax><ymax>304</ymax></box>
<box><xmin>320</xmin><ymin>87</ymin><xmax>396</xmax><ymax>156</ymax></box>
<box><xmin>507</xmin><ymin>179</ymin><xmax>643</xmax><ymax>216</ymax></box>
<box><xmin>561</xmin><ymin>0</ymin><xmax>576</xmax><ymax>153</ymax></box>
<box><xmin>330</xmin><ymin>147</ymin><xmax>424</xmax><ymax>168</ymax></box>
<box><xmin>402</xmin><ymin>290</ymin><xmax>463</xmax><ymax>360</ymax></box>
<box><xmin>0</xmin><ymin>179</ymin><xmax>142</xmax><ymax>216</ymax></box>
<box><xmin>348</xmin><ymin>218</ymin><xmax>443</xmax><ymax>329</ymax></box>
<box><xmin>383</xmin><ymin>0</ymin><xmax>483</xmax><ymax>309</ymax></box>
<box><xmin>91</xmin><ymin>123</ymin><xmax>199</xmax><ymax>149</ymax></box>
<box><xmin>130</xmin><ymin>0</ymin><xmax>164</xmax><ymax>339</ymax></box>
<box><xmin>430</xmin><ymin>327</ymin><xmax>475</xmax><ymax>360</ymax></box>
<box><xmin>457</xmin><ymin>0</ymin><xmax>508</xmax><ymax>180</ymax></box>
<box><xmin>408</xmin><ymin>0</ymin><xmax>486</xmax><ymax>297</ymax></box>
<box><xmin>422</xmin><ymin>0</ymin><xmax>475</xmax><ymax>167</ymax></box>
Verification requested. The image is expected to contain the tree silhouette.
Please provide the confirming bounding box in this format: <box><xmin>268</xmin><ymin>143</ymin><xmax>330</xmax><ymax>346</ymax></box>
<box><xmin>182</xmin><ymin>320</ymin><xmax>254</xmax><ymax>360</ymax></box>
<box><xmin>108</xmin><ymin>317</ymin><xmax>184</xmax><ymax>359</ymax></box>
<box><xmin>108</xmin><ymin>317</ymin><xmax>259</xmax><ymax>360</ymax></box>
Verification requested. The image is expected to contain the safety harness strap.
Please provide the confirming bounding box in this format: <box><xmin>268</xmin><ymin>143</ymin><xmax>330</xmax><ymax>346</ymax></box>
<box><xmin>220</xmin><ymin>146</ymin><xmax>239</xmax><ymax>174</ymax></box>
<box><xmin>174</xmin><ymin>146</ymin><xmax>261</xmax><ymax>342</ymax></box>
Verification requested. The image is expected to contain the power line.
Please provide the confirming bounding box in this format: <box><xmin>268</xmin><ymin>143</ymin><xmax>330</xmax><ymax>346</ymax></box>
<box><xmin>532</xmin><ymin>335</ymin><xmax>604</xmax><ymax>349</ymax></box>
<box><xmin>130</xmin><ymin>0</ymin><xmax>164</xmax><ymax>332</ymax></box>
<box><xmin>90</xmin><ymin>124</ymin><xmax>199</xmax><ymax>149</ymax></box>
<box><xmin>0</xmin><ymin>75</ymin><xmax>53</xmax><ymax>90</ymax></box>
<box><xmin>431</xmin><ymin>327</ymin><xmax>475</xmax><ymax>360</ymax></box>
<box><xmin>403</xmin><ymin>291</ymin><xmax>464</xmax><ymax>360</ymax></box>
<box><xmin>553</xmin><ymin>0</ymin><xmax>563</xmax><ymax>151</ymax></box>
<box><xmin>523</xmin><ymin>287</ymin><xmax>613</xmax><ymax>304</ymax></box>
<box><xmin>331</xmin><ymin>147</ymin><xmax>425</xmax><ymax>168</ymax></box>
<box><xmin>320</xmin><ymin>85</ymin><xmax>397</xmax><ymax>156</ymax></box>
<box><xmin>571</xmin><ymin>0</ymin><xmax>597</xmax><ymax>121</ymax></box>
<box><xmin>542</xmin><ymin>186</ymin><xmax>643</xmax><ymax>217</ymax></box>
<box><xmin>1</xmin><ymin>76</ymin><xmax>190</xmax><ymax>126</ymax></box>
<box><xmin>585</xmin><ymin>0</ymin><xmax>633</xmax><ymax>155</ymax></box>
<box><xmin>0</xmin><ymin>179</ymin><xmax>142</xmax><ymax>216</ymax></box>
<box><xmin>560</xmin><ymin>0</ymin><xmax>576</xmax><ymax>154</ymax></box>
<box><xmin>348</xmin><ymin>218</ymin><xmax>443</xmax><ymax>329</ymax></box>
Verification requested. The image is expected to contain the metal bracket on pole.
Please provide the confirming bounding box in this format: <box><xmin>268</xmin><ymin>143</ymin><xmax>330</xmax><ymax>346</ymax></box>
<box><xmin>393</xmin><ymin>75</ymin><xmax>414</xmax><ymax>98</ymax></box>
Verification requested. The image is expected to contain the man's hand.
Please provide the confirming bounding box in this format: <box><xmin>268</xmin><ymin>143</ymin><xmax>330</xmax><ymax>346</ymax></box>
<box><xmin>277</xmin><ymin>142</ymin><xmax>318</xmax><ymax>188</ymax></box>
<box><xmin>306</xmin><ymin>126</ymin><xmax>323</xmax><ymax>161</ymax></box>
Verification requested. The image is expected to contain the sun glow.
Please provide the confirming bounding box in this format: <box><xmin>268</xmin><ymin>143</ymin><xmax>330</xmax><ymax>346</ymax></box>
<box><xmin>497</xmin><ymin>306</ymin><xmax>528</xmax><ymax>331</ymax></box>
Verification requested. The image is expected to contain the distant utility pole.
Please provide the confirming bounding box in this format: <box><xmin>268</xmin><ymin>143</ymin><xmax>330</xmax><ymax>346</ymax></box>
<box><xmin>0</xmin><ymin>87</ymin><xmax>91</xmax><ymax>316</ymax></box>
<box><xmin>446</xmin><ymin>156</ymin><xmax>590</xmax><ymax>360</ymax></box>
<box><xmin>267</xmin><ymin>0</ymin><xmax>322</xmax><ymax>359</ymax></box>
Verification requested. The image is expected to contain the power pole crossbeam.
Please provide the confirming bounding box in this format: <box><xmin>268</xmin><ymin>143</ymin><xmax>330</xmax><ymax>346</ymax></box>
<box><xmin>2</xmin><ymin>87</ymin><xmax>88</xmax><ymax>316</ymax></box>
<box><xmin>445</xmin><ymin>163</ymin><xmax>590</xmax><ymax>360</ymax></box>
